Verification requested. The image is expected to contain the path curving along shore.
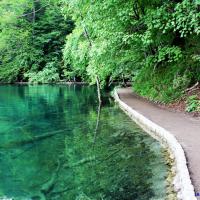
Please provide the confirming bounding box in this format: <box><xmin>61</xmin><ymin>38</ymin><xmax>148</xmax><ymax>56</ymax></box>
<box><xmin>114</xmin><ymin>88</ymin><xmax>200</xmax><ymax>200</ymax></box>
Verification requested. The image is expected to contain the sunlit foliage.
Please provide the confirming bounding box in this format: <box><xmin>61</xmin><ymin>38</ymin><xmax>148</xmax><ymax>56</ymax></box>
<box><xmin>63</xmin><ymin>0</ymin><xmax>200</xmax><ymax>102</ymax></box>
<box><xmin>0</xmin><ymin>0</ymin><xmax>74</xmax><ymax>83</ymax></box>
<box><xmin>0</xmin><ymin>0</ymin><xmax>200</xmax><ymax>102</ymax></box>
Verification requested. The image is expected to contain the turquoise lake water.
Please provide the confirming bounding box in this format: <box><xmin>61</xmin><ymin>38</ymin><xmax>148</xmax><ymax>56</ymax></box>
<box><xmin>0</xmin><ymin>85</ymin><xmax>168</xmax><ymax>200</ymax></box>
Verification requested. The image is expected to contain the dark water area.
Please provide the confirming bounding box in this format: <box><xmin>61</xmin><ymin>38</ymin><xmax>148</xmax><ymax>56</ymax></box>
<box><xmin>0</xmin><ymin>85</ymin><xmax>167</xmax><ymax>200</ymax></box>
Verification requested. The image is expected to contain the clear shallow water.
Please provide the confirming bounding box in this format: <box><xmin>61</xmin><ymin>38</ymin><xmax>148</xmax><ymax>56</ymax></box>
<box><xmin>0</xmin><ymin>85</ymin><xmax>167</xmax><ymax>200</ymax></box>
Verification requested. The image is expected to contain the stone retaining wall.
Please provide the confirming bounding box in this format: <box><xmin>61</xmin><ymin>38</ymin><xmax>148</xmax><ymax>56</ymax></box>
<box><xmin>113</xmin><ymin>89</ymin><xmax>196</xmax><ymax>200</ymax></box>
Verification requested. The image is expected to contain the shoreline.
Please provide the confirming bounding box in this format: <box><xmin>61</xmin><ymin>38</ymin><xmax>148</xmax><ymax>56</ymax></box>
<box><xmin>113</xmin><ymin>88</ymin><xmax>196</xmax><ymax>200</ymax></box>
<box><xmin>0</xmin><ymin>81</ymin><xmax>88</xmax><ymax>85</ymax></box>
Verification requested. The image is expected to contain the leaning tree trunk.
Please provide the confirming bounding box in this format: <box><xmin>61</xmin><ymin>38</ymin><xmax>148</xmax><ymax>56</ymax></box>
<box><xmin>80</xmin><ymin>12</ymin><xmax>102</xmax><ymax>104</ymax></box>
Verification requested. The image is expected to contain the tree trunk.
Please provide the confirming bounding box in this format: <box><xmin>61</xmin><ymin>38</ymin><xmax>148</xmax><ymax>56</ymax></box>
<box><xmin>79</xmin><ymin>12</ymin><xmax>102</xmax><ymax>104</ymax></box>
<box><xmin>96</xmin><ymin>76</ymin><xmax>102</xmax><ymax>104</ymax></box>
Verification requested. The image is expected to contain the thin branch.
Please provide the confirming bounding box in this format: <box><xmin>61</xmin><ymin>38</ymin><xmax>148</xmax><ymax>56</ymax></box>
<box><xmin>185</xmin><ymin>82</ymin><xmax>199</xmax><ymax>92</ymax></box>
<box><xmin>18</xmin><ymin>4</ymin><xmax>49</xmax><ymax>18</ymax></box>
<box><xmin>0</xmin><ymin>128</ymin><xmax>70</xmax><ymax>149</ymax></box>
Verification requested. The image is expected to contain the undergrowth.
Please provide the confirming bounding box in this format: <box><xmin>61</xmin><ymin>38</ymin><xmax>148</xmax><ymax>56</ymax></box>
<box><xmin>186</xmin><ymin>95</ymin><xmax>200</xmax><ymax>112</ymax></box>
<box><xmin>133</xmin><ymin>64</ymin><xmax>191</xmax><ymax>103</ymax></box>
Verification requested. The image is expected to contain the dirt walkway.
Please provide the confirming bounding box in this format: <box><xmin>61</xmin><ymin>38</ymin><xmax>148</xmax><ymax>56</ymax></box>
<box><xmin>117</xmin><ymin>88</ymin><xmax>200</xmax><ymax>194</ymax></box>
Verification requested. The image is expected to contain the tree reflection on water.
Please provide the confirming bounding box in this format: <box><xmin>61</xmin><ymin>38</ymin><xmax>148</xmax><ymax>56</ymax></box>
<box><xmin>0</xmin><ymin>85</ymin><xmax>167</xmax><ymax>200</ymax></box>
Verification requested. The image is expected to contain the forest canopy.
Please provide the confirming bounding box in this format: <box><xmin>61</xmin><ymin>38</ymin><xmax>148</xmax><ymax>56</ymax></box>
<box><xmin>0</xmin><ymin>0</ymin><xmax>200</xmax><ymax>103</ymax></box>
<box><xmin>0</xmin><ymin>0</ymin><xmax>74</xmax><ymax>83</ymax></box>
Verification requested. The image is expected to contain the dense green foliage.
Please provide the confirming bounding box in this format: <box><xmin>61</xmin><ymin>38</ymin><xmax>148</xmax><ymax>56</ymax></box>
<box><xmin>0</xmin><ymin>0</ymin><xmax>74</xmax><ymax>83</ymax></box>
<box><xmin>186</xmin><ymin>95</ymin><xmax>200</xmax><ymax>112</ymax></box>
<box><xmin>63</xmin><ymin>0</ymin><xmax>200</xmax><ymax>102</ymax></box>
<box><xmin>0</xmin><ymin>0</ymin><xmax>200</xmax><ymax>103</ymax></box>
